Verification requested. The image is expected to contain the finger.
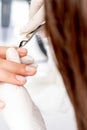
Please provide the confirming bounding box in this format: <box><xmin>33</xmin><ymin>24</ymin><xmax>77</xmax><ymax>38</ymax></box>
<box><xmin>20</xmin><ymin>55</ymin><xmax>34</xmax><ymax>65</ymax></box>
<box><xmin>17</xmin><ymin>48</ymin><xmax>28</xmax><ymax>57</ymax></box>
<box><xmin>21</xmin><ymin>56</ymin><xmax>38</xmax><ymax>69</ymax></box>
<box><xmin>0</xmin><ymin>46</ymin><xmax>27</xmax><ymax>59</ymax></box>
<box><xmin>0</xmin><ymin>69</ymin><xmax>26</xmax><ymax>86</ymax></box>
<box><xmin>29</xmin><ymin>0</ymin><xmax>44</xmax><ymax>19</ymax></box>
<box><xmin>0</xmin><ymin>46</ymin><xmax>9</xmax><ymax>59</ymax></box>
<box><xmin>20</xmin><ymin>5</ymin><xmax>45</xmax><ymax>35</ymax></box>
<box><xmin>11</xmin><ymin>47</ymin><xmax>28</xmax><ymax>57</ymax></box>
<box><xmin>0</xmin><ymin>58</ymin><xmax>37</xmax><ymax>76</ymax></box>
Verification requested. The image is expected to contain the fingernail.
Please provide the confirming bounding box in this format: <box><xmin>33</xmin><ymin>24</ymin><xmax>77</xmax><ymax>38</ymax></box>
<box><xmin>16</xmin><ymin>75</ymin><xmax>26</xmax><ymax>83</ymax></box>
<box><xmin>21</xmin><ymin>56</ymin><xmax>34</xmax><ymax>64</ymax></box>
<box><xmin>25</xmin><ymin>66</ymin><xmax>35</xmax><ymax>72</ymax></box>
<box><xmin>18</xmin><ymin>48</ymin><xmax>27</xmax><ymax>53</ymax></box>
<box><xmin>0</xmin><ymin>102</ymin><xmax>5</xmax><ymax>108</ymax></box>
<box><xmin>30</xmin><ymin>63</ymin><xmax>38</xmax><ymax>68</ymax></box>
<box><xmin>28</xmin><ymin>56</ymin><xmax>34</xmax><ymax>62</ymax></box>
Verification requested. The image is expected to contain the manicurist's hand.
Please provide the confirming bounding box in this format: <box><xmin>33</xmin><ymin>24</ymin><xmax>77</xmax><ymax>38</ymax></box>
<box><xmin>20</xmin><ymin>0</ymin><xmax>46</xmax><ymax>36</ymax></box>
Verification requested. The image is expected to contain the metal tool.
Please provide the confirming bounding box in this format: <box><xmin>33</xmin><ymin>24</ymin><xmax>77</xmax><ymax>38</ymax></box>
<box><xmin>19</xmin><ymin>22</ymin><xmax>45</xmax><ymax>48</ymax></box>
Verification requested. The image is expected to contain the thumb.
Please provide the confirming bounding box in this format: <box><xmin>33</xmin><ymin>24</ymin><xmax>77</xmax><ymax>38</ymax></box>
<box><xmin>6</xmin><ymin>48</ymin><xmax>21</xmax><ymax>63</ymax></box>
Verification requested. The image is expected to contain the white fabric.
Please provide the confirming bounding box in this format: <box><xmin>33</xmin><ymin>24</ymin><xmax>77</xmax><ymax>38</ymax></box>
<box><xmin>0</xmin><ymin>48</ymin><xmax>46</xmax><ymax>130</ymax></box>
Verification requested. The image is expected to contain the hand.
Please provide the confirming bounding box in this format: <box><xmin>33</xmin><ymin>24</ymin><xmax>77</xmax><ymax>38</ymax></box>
<box><xmin>20</xmin><ymin>0</ymin><xmax>46</xmax><ymax>37</ymax></box>
<box><xmin>0</xmin><ymin>46</ymin><xmax>37</xmax><ymax>109</ymax></box>
<box><xmin>0</xmin><ymin>46</ymin><xmax>37</xmax><ymax>85</ymax></box>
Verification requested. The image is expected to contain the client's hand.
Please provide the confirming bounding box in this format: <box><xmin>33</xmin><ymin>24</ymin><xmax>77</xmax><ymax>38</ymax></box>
<box><xmin>20</xmin><ymin>0</ymin><xmax>46</xmax><ymax>37</ymax></box>
<box><xmin>0</xmin><ymin>46</ymin><xmax>37</xmax><ymax>109</ymax></box>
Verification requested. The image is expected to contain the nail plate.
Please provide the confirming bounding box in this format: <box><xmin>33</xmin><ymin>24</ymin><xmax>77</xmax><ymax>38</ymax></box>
<box><xmin>16</xmin><ymin>75</ymin><xmax>26</xmax><ymax>83</ymax></box>
<box><xmin>25</xmin><ymin>66</ymin><xmax>35</xmax><ymax>72</ymax></box>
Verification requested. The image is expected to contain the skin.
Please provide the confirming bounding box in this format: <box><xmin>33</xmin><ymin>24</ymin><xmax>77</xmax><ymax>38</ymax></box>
<box><xmin>0</xmin><ymin>46</ymin><xmax>37</xmax><ymax>109</ymax></box>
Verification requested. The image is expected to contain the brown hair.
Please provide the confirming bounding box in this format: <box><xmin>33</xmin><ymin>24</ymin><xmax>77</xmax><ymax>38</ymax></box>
<box><xmin>45</xmin><ymin>0</ymin><xmax>87</xmax><ymax>130</ymax></box>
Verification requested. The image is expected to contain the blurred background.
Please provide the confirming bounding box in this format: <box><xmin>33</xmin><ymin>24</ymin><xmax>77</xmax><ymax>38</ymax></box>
<box><xmin>0</xmin><ymin>0</ymin><xmax>77</xmax><ymax>130</ymax></box>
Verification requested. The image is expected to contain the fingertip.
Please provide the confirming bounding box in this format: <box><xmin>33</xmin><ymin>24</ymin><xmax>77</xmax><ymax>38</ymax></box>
<box><xmin>15</xmin><ymin>75</ymin><xmax>27</xmax><ymax>86</ymax></box>
<box><xmin>18</xmin><ymin>48</ymin><xmax>28</xmax><ymax>57</ymax></box>
<box><xmin>28</xmin><ymin>68</ymin><xmax>37</xmax><ymax>76</ymax></box>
